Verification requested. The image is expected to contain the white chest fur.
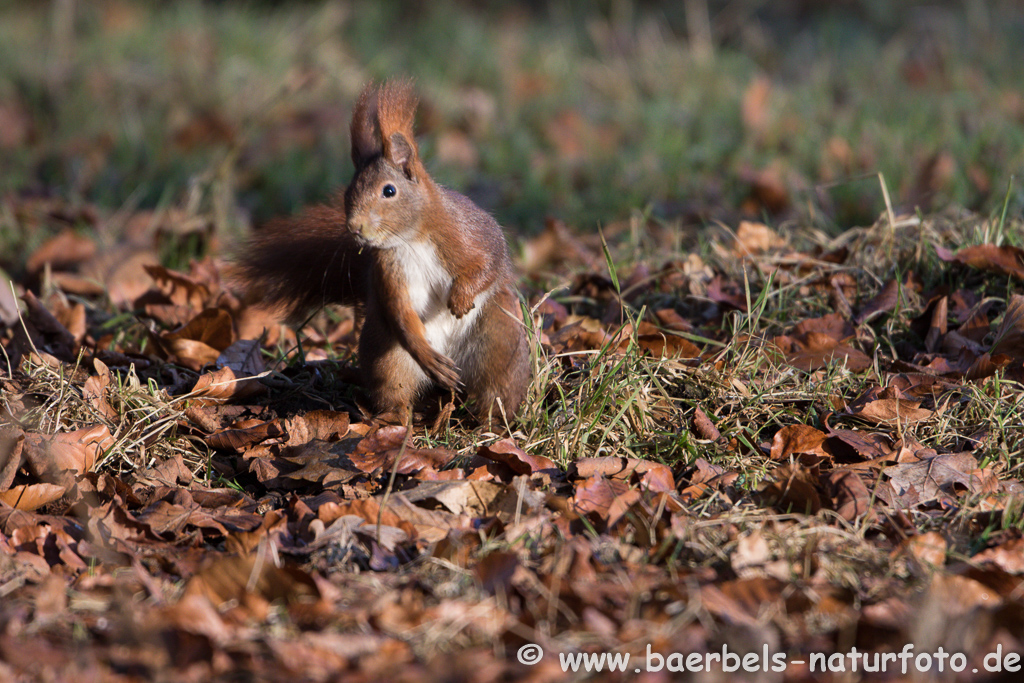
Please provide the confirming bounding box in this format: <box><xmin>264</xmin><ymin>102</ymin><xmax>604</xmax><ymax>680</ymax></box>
<box><xmin>395</xmin><ymin>240</ymin><xmax>489</xmax><ymax>354</ymax></box>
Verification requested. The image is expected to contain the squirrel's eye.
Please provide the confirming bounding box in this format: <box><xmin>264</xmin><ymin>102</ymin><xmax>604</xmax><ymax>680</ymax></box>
<box><xmin>382</xmin><ymin>184</ymin><xmax>397</xmax><ymax>198</ymax></box>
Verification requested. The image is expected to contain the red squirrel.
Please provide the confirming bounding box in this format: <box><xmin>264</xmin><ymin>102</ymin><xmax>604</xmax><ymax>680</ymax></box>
<box><xmin>235</xmin><ymin>80</ymin><xmax>530</xmax><ymax>425</ymax></box>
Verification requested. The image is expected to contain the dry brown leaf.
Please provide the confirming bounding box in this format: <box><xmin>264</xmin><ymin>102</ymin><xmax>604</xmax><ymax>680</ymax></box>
<box><xmin>189</xmin><ymin>366</ymin><xmax>266</xmax><ymax>403</ymax></box>
<box><xmin>572</xmin><ymin>475</ymin><xmax>631</xmax><ymax>520</ymax></box>
<box><xmin>759</xmin><ymin>463</ymin><xmax>822</xmax><ymax>513</ymax></box>
<box><xmin>849</xmin><ymin>397</ymin><xmax>933</xmax><ymax>425</ymax></box>
<box><xmin>706</xmin><ymin>274</ymin><xmax>748</xmax><ymax>311</ymax></box>
<box><xmin>791</xmin><ymin>313</ymin><xmax>856</xmax><ymax>342</ymax></box>
<box><xmin>207</xmin><ymin>420</ymin><xmax>286</xmax><ymax>452</ymax></box>
<box><xmin>519</xmin><ymin>218</ymin><xmax>600</xmax><ymax>274</ymax></box>
<box><xmin>691</xmin><ymin>406</ymin><xmax>720</xmax><ymax>441</ymax></box>
<box><xmin>856</xmin><ymin>279</ymin><xmax>908</xmax><ymax>324</ymax></box>
<box><xmin>284</xmin><ymin>411</ymin><xmax>351</xmax><ymax>445</ymax></box>
<box><xmin>654</xmin><ymin>308</ymin><xmax>692</xmax><ymax>332</ymax></box>
<box><xmin>827</xmin><ymin>469</ymin><xmax>872</xmax><ymax>521</ymax></box>
<box><xmin>884</xmin><ymin>452</ymin><xmax>980</xmax><ymax>504</ymax></box>
<box><xmin>165</xmin><ymin>307</ymin><xmax>234</xmax><ymax>351</ymax></box>
<box><xmin>160</xmin><ymin>337</ymin><xmax>221</xmax><ymax>370</ymax></box>
<box><xmin>734</xmin><ymin>220</ymin><xmax>785</xmax><ymax>255</ymax></box>
<box><xmin>397</xmin><ymin>479</ymin><xmax>506</xmax><ymax>517</ymax></box>
<box><xmin>901</xmin><ymin>531</ymin><xmax>947</xmax><ymax>569</ymax></box>
<box><xmin>772</xmin><ymin>332</ymin><xmax>872</xmax><ymax>373</ymax></box>
<box><xmin>92</xmin><ymin>247</ymin><xmax>162</xmax><ymax>307</ymax></box>
<box><xmin>0</xmin><ymin>429</ymin><xmax>26</xmax><ymax>491</ymax></box>
<box><xmin>989</xmin><ymin>294</ymin><xmax>1024</xmax><ymax>358</ymax></box>
<box><xmin>23</xmin><ymin>425</ymin><xmax>114</xmax><ymax>482</ymax></box>
<box><xmin>25</xmin><ymin>230</ymin><xmax>97</xmax><ymax>274</ymax></box>
<box><xmin>82</xmin><ymin>361</ymin><xmax>118</xmax><ymax>421</ymax></box>
<box><xmin>546</xmin><ymin>318</ymin><xmax>612</xmax><ymax>354</ymax></box>
<box><xmin>731</xmin><ymin>530</ymin><xmax>771</xmax><ymax>578</ymax></box>
<box><xmin>936</xmin><ymin>243</ymin><xmax>1024</xmax><ymax>280</ymax></box>
<box><xmin>184</xmin><ymin>550</ymin><xmax>320</xmax><ymax>620</ymax></box>
<box><xmin>823</xmin><ymin>419</ymin><xmax>892</xmax><ymax>460</ymax></box>
<box><xmin>477</xmin><ymin>439</ymin><xmax>556</xmax><ymax>475</ymax></box>
<box><xmin>632</xmin><ymin>324</ymin><xmax>702</xmax><ymax>358</ymax></box>
<box><xmin>924</xmin><ymin>295</ymin><xmax>948</xmax><ymax>353</ymax></box>
<box><xmin>572</xmin><ymin>456</ymin><xmax>673</xmax><ymax>492</ymax></box>
<box><xmin>216</xmin><ymin>338</ymin><xmax>266</xmax><ymax>377</ymax></box>
<box><xmin>769</xmin><ymin>424</ymin><xmax>829</xmax><ymax>460</ymax></box>
<box><xmin>0</xmin><ymin>483</ymin><xmax>66</xmax><ymax>511</ymax></box>
<box><xmin>143</xmin><ymin>264</ymin><xmax>212</xmax><ymax>309</ymax></box>
<box><xmin>972</xmin><ymin>538</ymin><xmax>1024</xmax><ymax>574</ymax></box>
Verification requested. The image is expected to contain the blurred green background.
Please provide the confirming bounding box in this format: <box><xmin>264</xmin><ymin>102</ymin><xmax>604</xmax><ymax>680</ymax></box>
<box><xmin>0</xmin><ymin>0</ymin><xmax>1022</xmax><ymax>255</ymax></box>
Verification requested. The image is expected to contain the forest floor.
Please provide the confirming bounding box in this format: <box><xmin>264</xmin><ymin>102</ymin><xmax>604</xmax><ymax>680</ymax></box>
<box><xmin>2</xmin><ymin>2</ymin><xmax>1024</xmax><ymax>681</ymax></box>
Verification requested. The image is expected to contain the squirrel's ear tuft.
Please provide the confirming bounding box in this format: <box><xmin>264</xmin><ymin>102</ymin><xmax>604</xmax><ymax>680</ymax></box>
<box><xmin>376</xmin><ymin>79</ymin><xmax>423</xmax><ymax>178</ymax></box>
<box><xmin>350</xmin><ymin>83</ymin><xmax>382</xmax><ymax>168</ymax></box>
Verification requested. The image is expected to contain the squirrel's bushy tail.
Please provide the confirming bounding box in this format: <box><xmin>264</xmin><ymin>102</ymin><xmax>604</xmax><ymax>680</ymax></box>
<box><xmin>230</xmin><ymin>196</ymin><xmax>371</xmax><ymax>323</ymax></box>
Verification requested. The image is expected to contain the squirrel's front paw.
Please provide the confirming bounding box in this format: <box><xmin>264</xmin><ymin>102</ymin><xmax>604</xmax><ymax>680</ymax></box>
<box><xmin>447</xmin><ymin>288</ymin><xmax>476</xmax><ymax>318</ymax></box>
<box><xmin>425</xmin><ymin>351</ymin><xmax>462</xmax><ymax>390</ymax></box>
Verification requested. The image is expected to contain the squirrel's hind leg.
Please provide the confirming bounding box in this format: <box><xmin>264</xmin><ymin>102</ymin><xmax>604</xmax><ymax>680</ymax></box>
<box><xmin>359</xmin><ymin>318</ymin><xmax>431</xmax><ymax>424</ymax></box>
<box><xmin>458</xmin><ymin>287</ymin><xmax>531</xmax><ymax>428</ymax></box>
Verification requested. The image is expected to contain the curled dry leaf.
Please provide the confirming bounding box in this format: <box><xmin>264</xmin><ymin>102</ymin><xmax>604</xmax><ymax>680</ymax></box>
<box><xmin>847</xmin><ymin>397</ymin><xmax>933</xmax><ymax>425</ymax></box>
<box><xmin>0</xmin><ymin>483</ymin><xmax>66</xmax><ymax>511</ymax></box>
<box><xmin>924</xmin><ymin>294</ymin><xmax>948</xmax><ymax>353</ymax></box>
<box><xmin>143</xmin><ymin>264</ymin><xmax>212</xmax><ymax>310</ymax></box>
<box><xmin>770</xmin><ymin>424</ymin><xmax>829</xmax><ymax>460</ymax></box>
<box><xmin>972</xmin><ymin>538</ymin><xmax>1024</xmax><ymax>574</ymax></box>
<box><xmin>477</xmin><ymin>439</ymin><xmax>557</xmax><ymax>476</ymax></box>
<box><xmin>206</xmin><ymin>419</ymin><xmax>286</xmax><ymax>452</ymax></box>
<box><xmin>23</xmin><ymin>424</ymin><xmax>114</xmax><ymax>481</ymax></box>
<box><xmin>731</xmin><ymin>531</ymin><xmax>771</xmax><ymax>578</ymax></box>
<box><xmin>283</xmin><ymin>411</ymin><xmax>351</xmax><ymax>446</ymax></box>
<box><xmin>855</xmin><ymin>278</ymin><xmax>910</xmax><ymax>324</ymax></box>
<box><xmin>691</xmin><ymin>406</ymin><xmax>721</xmax><ymax>441</ymax></box>
<box><xmin>770</xmin><ymin>332</ymin><xmax>872</xmax><ymax>373</ymax></box>
<box><xmin>159</xmin><ymin>307</ymin><xmax>235</xmax><ymax>370</ymax></box>
<box><xmin>989</xmin><ymin>294</ymin><xmax>1024</xmax><ymax>359</ymax></box>
<box><xmin>189</xmin><ymin>366</ymin><xmax>266</xmax><ymax>403</ymax></box>
<box><xmin>572</xmin><ymin>475</ymin><xmax>631</xmax><ymax>520</ymax></box>
<box><xmin>759</xmin><ymin>463</ymin><xmax>822</xmax><ymax>514</ymax></box>
<box><xmin>0</xmin><ymin>428</ymin><xmax>26</xmax><ymax>490</ymax></box>
<box><xmin>822</xmin><ymin>415</ymin><xmax>892</xmax><ymax>460</ymax></box>
<box><xmin>348</xmin><ymin>432</ymin><xmax>457</xmax><ymax>477</ymax></box>
<box><xmin>397</xmin><ymin>479</ymin><xmax>508</xmax><ymax>517</ymax></box>
<box><xmin>631</xmin><ymin>322</ymin><xmax>702</xmax><ymax>358</ymax></box>
<box><xmin>936</xmin><ymin>244</ymin><xmax>1024</xmax><ymax>280</ymax></box>
<box><xmin>25</xmin><ymin>229</ymin><xmax>97</xmax><ymax>274</ymax></box>
<box><xmin>900</xmin><ymin>531</ymin><xmax>947</xmax><ymax>570</ymax></box>
<box><xmin>183</xmin><ymin>550</ymin><xmax>321</xmax><ymax>621</ymax></box>
<box><xmin>82</xmin><ymin>360</ymin><xmax>118</xmax><ymax>421</ymax></box>
<box><xmin>828</xmin><ymin>469</ymin><xmax>872</xmax><ymax>522</ymax></box>
<box><xmin>654</xmin><ymin>307</ymin><xmax>692</xmax><ymax>332</ymax></box>
<box><xmin>884</xmin><ymin>452</ymin><xmax>980</xmax><ymax>505</ymax></box>
<box><xmin>216</xmin><ymin>338</ymin><xmax>266</xmax><ymax>377</ymax></box>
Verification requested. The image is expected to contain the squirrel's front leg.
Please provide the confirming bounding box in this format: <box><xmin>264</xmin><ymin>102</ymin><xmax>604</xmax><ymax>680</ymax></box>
<box><xmin>373</xmin><ymin>257</ymin><xmax>461</xmax><ymax>389</ymax></box>
<box><xmin>443</xmin><ymin>244</ymin><xmax>500</xmax><ymax>319</ymax></box>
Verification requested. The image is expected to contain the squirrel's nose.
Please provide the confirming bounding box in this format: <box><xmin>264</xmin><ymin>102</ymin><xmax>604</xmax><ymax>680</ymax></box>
<box><xmin>348</xmin><ymin>218</ymin><xmax>364</xmax><ymax>235</ymax></box>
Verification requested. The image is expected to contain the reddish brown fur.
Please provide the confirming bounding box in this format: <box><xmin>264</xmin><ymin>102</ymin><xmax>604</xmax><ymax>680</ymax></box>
<box><xmin>232</xmin><ymin>195</ymin><xmax>371</xmax><ymax>323</ymax></box>
<box><xmin>234</xmin><ymin>79</ymin><xmax>531</xmax><ymax>426</ymax></box>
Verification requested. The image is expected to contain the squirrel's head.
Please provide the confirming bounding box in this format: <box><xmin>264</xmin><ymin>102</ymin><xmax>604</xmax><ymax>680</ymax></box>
<box><xmin>345</xmin><ymin>80</ymin><xmax>430</xmax><ymax>247</ymax></box>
